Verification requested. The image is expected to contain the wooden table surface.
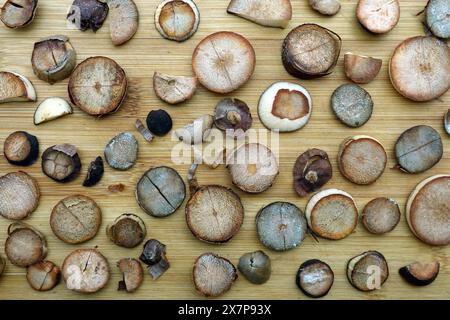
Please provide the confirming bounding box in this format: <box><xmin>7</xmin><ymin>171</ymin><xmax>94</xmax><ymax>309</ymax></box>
<box><xmin>0</xmin><ymin>0</ymin><xmax>449</xmax><ymax>300</ymax></box>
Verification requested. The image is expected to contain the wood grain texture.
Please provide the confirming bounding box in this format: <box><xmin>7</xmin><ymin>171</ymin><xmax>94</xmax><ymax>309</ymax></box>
<box><xmin>0</xmin><ymin>0</ymin><xmax>449</xmax><ymax>300</ymax></box>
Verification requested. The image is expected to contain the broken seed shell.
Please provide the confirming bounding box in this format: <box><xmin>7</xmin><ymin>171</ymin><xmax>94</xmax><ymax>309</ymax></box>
<box><xmin>107</xmin><ymin>213</ymin><xmax>146</xmax><ymax>248</ymax></box>
<box><xmin>445</xmin><ymin>109</ymin><xmax>450</xmax><ymax>136</ymax></box>
<box><xmin>395</xmin><ymin>125</ymin><xmax>443</xmax><ymax>174</ymax></box>
<box><xmin>406</xmin><ymin>175</ymin><xmax>450</xmax><ymax>246</ymax></box>
<box><xmin>214</xmin><ymin>98</ymin><xmax>252</xmax><ymax>136</ymax></box>
<box><xmin>82</xmin><ymin>156</ymin><xmax>104</xmax><ymax>187</ymax></box>
<box><xmin>50</xmin><ymin>195</ymin><xmax>102</xmax><ymax>244</ymax></box>
<box><xmin>34</xmin><ymin>97</ymin><xmax>73</xmax><ymax>125</ymax></box>
<box><xmin>153</xmin><ymin>72</ymin><xmax>197</xmax><ymax>105</ymax></box>
<box><xmin>135</xmin><ymin>119</ymin><xmax>154</xmax><ymax>142</ymax></box>
<box><xmin>26</xmin><ymin>261</ymin><xmax>61</xmax><ymax>291</ymax></box>
<box><xmin>193</xmin><ymin>253</ymin><xmax>237</xmax><ymax>297</ymax></box>
<box><xmin>331</xmin><ymin>84</ymin><xmax>373</xmax><ymax>128</ymax></box>
<box><xmin>258</xmin><ymin>82</ymin><xmax>312</xmax><ymax>132</ymax></box>
<box><xmin>338</xmin><ymin>136</ymin><xmax>387</xmax><ymax>185</ymax></box>
<box><xmin>227</xmin><ymin>143</ymin><xmax>279</xmax><ymax>193</ymax></box>
<box><xmin>0</xmin><ymin>0</ymin><xmax>37</xmax><ymax>28</ymax></box>
<box><xmin>356</xmin><ymin>0</ymin><xmax>400</xmax><ymax>34</ymax></box>
<box><xmin>155</xmin><ymin>0</ymin><xmax>200</xmax><ymax>42</ymax></box>
<box><xmin>296</xmin><ymin>259</ymin><xmax>334</xmax><ymax>298</ymax></box>
<box><xmin>309</xmin><ymin>0</ymin><xmax>340</xmax><ymax>16</ymax></box>
<box><xmin>67</xmin><ymin>0</ymin><xmax>109</xmax><ymax>32</ymax></box>
<box><xmin>107</xmin><ymin>0</ymin><xmax>139</xmax><ymax>46</ymax></box>
<box><xmin>426</xmin><ymin>0</ymin><xmax>450</xmax><ymax>39</ymax></box>
<box><xmin>293</xmin><ymin>148</ymin><xmax>332</xmax><ymax>197</ymax></box>
<box><xmin>136</xmin><ymin>166</ymin><xmax>186</xmax><ymax>218</ymax></box>
<box><xmin>362</xmin><ymin>198</ymin><xmax>400</xmax><ymax>235</ymax></box>
<box><xmin>41</xmin><ymin>144</ymin><xmax>81</xmax><ymax>182</ymax></box>
<box><xmin>139</xmin><ymin>239</ymin><xmax>170</xmax><ymax>280</ymax></box>
<box><xmin>237</xmin><ymin>250</ymin><xmax>271</xmax><ymax>284</ymax></box>
<box><xmin>117</xmin><ymin>258</ymin><xmax>143</xmax><ymax>292</ymax></box>
<box><xmin>31</xmin><ymin>35</ymin><xmax>77</xmax><ymax>84</ymax></box>
<box><xmin>347</xmin><ymin>251</ymin><xmax>389</xmax><ymax>292</ymax></box>
<box><xmin>68</xmin><ymin>56</ymin><xmax>127</xmax><ymax>115</ymax></box>
<box><xmin>344</xmin><ymin>53</ymin><xmax>382</xmax><ymax>84</ymax></box>
<box><xmin>306</xmin><ymin>189</ymin><xmax>358</xmax><ymax>240</ymax></box>
<box><xmin>256</xmin><ymin>202</ymin><xmax>307</xmax><ymax>251</ymax></box>
<box><xmin>62</xmin><ymin>249</ymin><xmax>109</xmax><ymax>293</ymax></box>
<box><xmin>146</xmin><ymin>109</ymin><xmax>173</xmax><ymax>136</ymax></box>
<box><xmin>282</xmin><ymin>24</ymin><xmax>341</xmax><ymax>79</ymax></box>
<box><xmin>5</xmin><ymin>222</ymin><xmax>47</xmax><ymax>267</ymax></box>
<box><xmin>104</xmin><ymin>132</ymin><xmax>138</xmax><ymax>171</ymax></box>
<box><xmin>399</xmin><ymin>261</ymin><xmax>440</xmax><ymax>286</ymax></box>
<box><xmin>0</xmin><ymin>171</ymin><xmax>40</xmax><ymax>220</ymax></box>
<box><xmin>389</xmin><ymin>36</ymin><xmax>450</xmax><ymax>102</ymax></box>
<box><xmin>175</xmin><ymin>114</ymin><xmax>213</xmax><ymax>145</ymax></box>
<box><xmin>227</xmin><ymin>0</ymin><xmax>292</xmax><ymax>28</ymax></box>
<box><xmin>3</xmin><ymin>131</ymin><xmax>39</xmax><ymax>166</ymax></box>
<box><xmin>0</xmin><ymin>71</ymin><xmax>36</xmax><ymax>103</ymax></box>
<box><xmin>192</xmin><ymin>31</ymin><xmax>256</xmax><ymax>94</ymax></box>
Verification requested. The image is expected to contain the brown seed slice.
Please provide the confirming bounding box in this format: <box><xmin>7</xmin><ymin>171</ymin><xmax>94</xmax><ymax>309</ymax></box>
<box><xmin>309</xmin><ymin>0</ymin><xmax>341</xmax><ymax>16</ymax></box>
<box><xmin>282</xmin><ymin>24</ymin><xmax>341</xmax><ymax>79</ymax></box>
<box><xmin>50</xmin><ymin>195</ymin><xmax>102</xmax><ymax>244</ymax></box>
<box><xmin>0</xmin><ymin>71</ymin><xmax>36</xmax><ymax>103</ymax></box>
<box><xmin>347</xmin><ymin>251</ymin><xmax>389</xmax><ymax>292</ymax></box>
<box><xmin>155</xmin><ymin>0</ymin><xmax>200</xmax><ymax>41</ymax></box>
<box><xmin>153</xmin><ymin>72</ymin><xmax>197</xmax><ymax>104</ymax></box>
<box><xmin>26</xmin><ymin>261</ymin><xmax>61</xmax><ymax>291</ymax></box>
<box><xmin>193</xmin><ymin>253</ymin><xmax>237</xmax><ymax>297</ymax></box>
<box><xmin>362</xmin><ymin>198</ymin><xmax>400</xmax><ymax>235</ymax></box>
<box><xmin>227</xmin><ymin>0</ymin><xmax>292</xmax><ymax>28</ymax></box>
<box><xmin>0</xmin><ymin>172</ymin><xmax>40</xmax><ymax>220</ymax></box>
<box><xmin>107</xmin><ymin>213</ymin><xmax>146</xmax><ymax>248</ymax></box>
<box><xmin>306</xmin><ymin>189</ymin><xmax>358</xmax><ymax>240</ymax></box>
<box><xmin>389</xmin><ymin>36</ymin><xmax>450</xmax><ymax>102</ymax></box>
<box><xmin>0</xmin><ymin>0</ymin><xmax>37</xmax><ymax>28</ymax></box>
<box><xmin>356</xmin><ymin>0</ymin><xmax>400</xmax><ymax>34</ymax></box>
<box><xmin>5</xmin><ymin>222</ymin><xmax>47</xmax><ymax>267</ymax></box>
<box><xmin>31</xmin><ymin>35</ymin><xmax>77</xmax><ymax>84</ymax></box>
<box><xmin>406</xmin><ymin>175</ymin><xmax>450</xmax><ymax>246</ymax></box>
<box><xmin>338</xmin><ymin>136</ymin><xmax>387</xmax><ymax>185</ymax></box>
<box><xmin>117</xmin><ymin>258</ymin><xmax>143</xmax><ymax>292</ymax></box>
<box><xmin>344</xmin><ymin>53</ymin><xmax>382</xmax><ymax>84</ymax></box>
<box><xmin>214</xmin><ymin>98</ymin><xmax>253</xmax><ymax>136</ymax></box>
<box><xmin>107</xmin><ymin>0</ymin><xmax>139</xmax><ymax>46</ymax></box>
<box><xmin>192</xmin><ymin>31</ymin><xmax>256</xmax><ymax>94</ymax></box>
<box><xmin>62</xmin><ymin>249</ymin><xmax>110</xmax><ymax>293</ymax></box>
<box><xmin>3</xmin><ymin>131</ymin><xmax>39</xmax><ymax>166</ymax></box>
<box><xmin>41</xmin><ymin>144</ymin><xmax>81</xmax><ymax>182</ymax></box>
<box><xmin>399</xmin><ymin>261</ymin><xmax>440</xmax><ymax>286</ymax></box>
<box><xmin>68</xmin><ymin>56</ymin><xmax>127</xmax><ymax>115</ymax></box>
<box><xmin>296</xmin><ymin>259</ymin><xmax>334</xmax><ymax>298</ymax></box>
<box><xmin>228</xmin><ymin>143</ymin><xmax>279</xmax><ymax>193</ymax></box>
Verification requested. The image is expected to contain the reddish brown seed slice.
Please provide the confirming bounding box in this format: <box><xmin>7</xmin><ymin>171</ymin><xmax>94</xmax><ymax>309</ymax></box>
<box><xmin>399</xmin><ymin>261</ymin><xmax>440</xmax><ymax>286</ymax></box>
<box><xmin>347</xmin><ymin>251</ymin><xmax>389</xmax><ymax>292</ymax></box>
<box><xmin>362</xmin><ymin>197</ymin><xmax>400</xmax><ymax>234</ymax></box>
<box><xmin>356</xmin><ymin>0</ymin><xmax>400</xmax><ymax>34</ymax></box>
<box><xmin>107</xmin><ymin>214</ymin><xmax>146</xmax><ymax>248</ymax></box>
<box><xmin>344</xmin><ymin>53</ymin><xmax>382</xmax><ymax>84</ymax></box>
<box><xmin>5</xmin><ymin>223</ymin><xmax>47</xmax><ymax>267</ymax></box>
<box><xmin>272</xmin><ymin>89</ymin><xmax>310</xmax><ymax>120</ymax></box>
<box><xmin>117</xmin><ymin>258</ymin><xmax>144</xmax><ymax>292</ymax></box>
<box><xmin>26</xmin><ymin>261</ymin><xmax>61</xmax><ymax>291</ymax></box>
<box><xmin>0</xmin><ymin>0</ymin><xmax>37</xmax><ymax>28</ymax></box>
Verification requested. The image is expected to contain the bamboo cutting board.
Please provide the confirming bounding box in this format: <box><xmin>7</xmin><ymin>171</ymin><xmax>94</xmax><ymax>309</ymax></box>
<box><xmin>0</xmin><ymin>0</ymin><xmax>449</xmax><ymax>300</ymax></box>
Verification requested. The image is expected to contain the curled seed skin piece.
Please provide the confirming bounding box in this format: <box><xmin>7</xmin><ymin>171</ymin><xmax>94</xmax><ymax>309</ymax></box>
<box><xmin>67</xmin><ymin>0</ymin><xmax>109</xmax><ymax>32</ymax></box>
<box><xmin>193</xmin><ymin>253</ymin><xmax>237</xmax><ymax>297</ymax></box>
<box><xmin>426</xmin><ymin>0</ymin><xmax>450</xmax><ymax>39</ymax></box>
<box><xmin>31</xmin><ymin>35</ymin><xmax>77</xmax><ymax>84</ymax></box>
<box><xmin>34</xmin><ymin>97</ymin><xmax>73</xmax><ymax>125</ymax></box>
<box><xmin>309</xmin><ymin>0</ymin><xmax>340</xmax><ymax>16</ymax></box>
<box><xmin>406</xmin><ymin>175</ymin><xmax>450</xmax><ymax>246</ymax></box>
<box><xmin>139</xmin><ymin>239</ymin><xmax>170</xmax><ymax>280</ymax></box>
<box><xmin>399</xmin><ymin>261</ymin><xmax>440</xmax><ymax>286</ymax></box>
<box><xmin>362</xmin><ymin>197</ymin><xmax>400</xmax><ymax>234</ymax></box>
<box><xmin>0</xmin><ymin>71</ymin><xmax>36</xmax><ymax>103</ymax></box>
<box><xmin>445</xmin><ymin>109</ymin><xmax>450</xmax><ymax>136</ymax></box>
<box><xmin>0</xmin><ymin>171</ymin><xmax>40</xmax><ymax>220</ymax></box>
<box><xmin>83</xmin><ymin>156</ymin><xmax>104</xmax><ymax>187</ymax></box>
<box><xmin>356</xmin><ymin>0</ymin><xmax>400</xmax><ymax>34</ymax></box>
<box><xmin>153</xmin><ymin>72</ymin><xmax>197</xmax><ymax>105</ymax></box>
<box><xmin>3</xmin><ymin>131</ymin><xmax>39</xmax><ymax>166</ymax></box>
<box><xmin>0</xmin><ymin>0</ymin><xmax>37</xmax><ymax>28</ymax></box>
<box><xmin>146</xmin><ymin>109</ymin><xmax>173</xmax><ymax>136</ymax></box>
<box><xmin>104</xmin><ymin>132</ymin><xmax>138</xmax><ymax>171</ymax></box>
<box><xmin>107</xmin><ymin>213</ymin><xmax>146</xmax><ymax>248</ymax></box>
<box><xmin>117</xmin><ymin>258</ymin><xmax>144</xmax><ymax>292</ymax></box>
<box><xmin>331</xmin><ymin>84</ymin><xmax>373</xmax><ymax>128</ymax></box>
<box><xmin>214</xmin><ymin>98</ymin><xmax>253</xmax><ymax>135</ymax></box>
<box><xmin>344</xmin><ymin>53</ymin><xmax>382</xmax><ymax>84</ymax></box>
<box><xmin>238</xmin><ymin>250</ymin><xmax>271</xmax><ymax>284</ymax></box>
<box><xmin>26</xmin><ymin>261</ymin><xmax>61</xmax><ymax>291</ymax></box>
<box><xmin>293</xmin><ymin>148</ymin><xmax>332</xmax><ymax>197</ymax></box>
<box><xmin>62</xmin><ymin>249</ymin><xmax>110</xmax><ymax>293</ymax></box>
<box><xmin>296</xmin><ymin>259</ymin><xmax>334</xmax><ymax>298</ymax></box>
<box><xmin>347</xmin><ymin>251</ymin><xmax>389</xmax><ymax>292</ymax></box>
<box><xmin>256</xmin><ymin>202</ymin><xmax>307</xmax><ymax>251</ymax></box>
<box><xmin>282</xmin><ymin>24</ymin><xmax>341</xmax><ymax>79</ymax></box>
<box><xmin>106</xmin><ymin>0</ymin><xmax>139</xmax><ymax>46</ymax></box>
<box><xmin>395</xmin><ymin>125</ymin><xmax>443</xmax><ymax>174</ymax></box>
<box><xmin>227</xmin><ymin>0</ymin><xmax>292</xmax><ymax>28</ymax></box>
<box><xmin>41</xmin><ymin>144</ymin><xmax>81</xmax><ymax>182</ymax></box>
<box><xmin>135</xmin><ymin>119</ymin><xmax>154</xmax><ymax>142</ymax></box>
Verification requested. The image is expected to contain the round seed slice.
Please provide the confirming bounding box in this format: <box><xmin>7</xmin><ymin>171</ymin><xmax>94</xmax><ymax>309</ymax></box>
<box><xmin>347</xmin><ymin>251</ymin><xmax>389</xmax><ymax>292</ymax></box>
<box><xmin>362</xmin><ymin>198</ymin><xmax>400</xmax><ymax>235</ymax></box>
<box><xmin>104</xmin><ymin>132</ymin><xmax>138</xmax><ymax>171</ymax></box>
<box><xmin>331</xmin><ymin>84</ymin><xmax>373</xmax><ymax>128</ymax></box>
<box><xmin>3</xmin><ymin>131</ymin><xmax>39</xmax><ymax>166</ymax></box>
<box><xmin>356</xmin><ymin>0</ymin><xmax>400</xmax><ymax>34</ymax></box>
<box><xmin>5</xmin><ymin>223</ymin><xmax>47</xmax><ymax>267</ymax></box>
<box><xmin>296</xmin><ymin>259</ymin><xmax>334</xmax><ymax>298</ymax></box>
<box><xmin>26</xmin><ymin>261</ymin><xmax>61</xmax><ymax>291</ymax></box>
<box><xmin>426</xmin><ymin>0</ymin><xmax>450</xmax><ymax>39</ymax></box>
<box><xmin>107</xmin><ymin>213</ymin><xmax>146</xmax><ymax>248</ymax></box>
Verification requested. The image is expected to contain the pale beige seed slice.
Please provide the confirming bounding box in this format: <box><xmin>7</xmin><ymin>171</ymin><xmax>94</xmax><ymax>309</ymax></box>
<box><xmin>356</xmin><ymin>0</ymin><xmax>400</xmax><ymax>34</ymax></box>
<box><xmin>107</xmin><ymin>0</ymin><xmax>139</xmax><ymax>46</ymax></box>
<box><xmin>227</xmin><ymin>0</ymin><xmax>292</xmax><ymax>28</ymax></box>
<box><xmin>362</xmin><ymin>197</ymin><xmax>400</xmax><ymax>234</ymax></box>
<box><xmin>155</xmin><ymin>0</ymin><xmax>200</xmax><ymax>41</ymax></box>
<box><xmin>0</xmin><ymin>71</ymin><xmax>36</xmax><ymax>103</ymax></box>
<box><xmin>153</xmin><ymin>72</ymin><xmax>197</xmax><ymax>104</ymax></box>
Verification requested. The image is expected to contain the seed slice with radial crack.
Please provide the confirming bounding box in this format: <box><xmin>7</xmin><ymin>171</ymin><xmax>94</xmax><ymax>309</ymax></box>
<box><xmin>34</xmin><ymin>97</ymin><xmax>73</xmax><ymax>125</ymax></box>
<box><xmin>106</xmin><ymin>0</ymin><xmax>139</xmax><ymax>46</ymax></box>
<box><xmin>347</xmin><ymin>251</ymin><xmax>389</xmax><ymax>292</ymax></box>
<box><xmin>26</xmin><ymin>261</ymin><xmax>61</xmax><ymax>291</ymax></box>
<box><xmin>344</xmin><ymin>53</ymin><xmax>382</xmax><ymax>84</ymax></box>
<box><xmin>192</xmin><ymin>31</ymin><xmax>256</xmax><ymax>94</ymax></box>
<box><xmin>0</xmin><ymin>71</ymin><xmax>36</xmax><ymax>103</ymax></box>
<box><xmin>41</xmin><ymin>144</ymin><xmax>82</xmax><ymax>182</ymax></box>
<box><xmin>117</xmin><ymin>258</ymin><xmax>144</xmax><ymax>292</ymax></box>
<box><xmin>153</xmin><ymin>72</ymin><xmax>197</xmax><ymax>104</ymax></box>
<box><xmin>227</xmin><ymin>0</ymin><xmax>292</xmax><ymax>28</ymax></box>
<box><xmin>155</xmin><ymin>0</ymin><xmax>200</xmax><ymax>41</ymax></box>
<box><xmin>0</xmin><ymin>0</ymin><xmax>37</xmax><ymax>28</ymax></box>
<box><xmin>356</xmin><ymin>0</ymin><xmax>400</xmax><ymax>34</ymax></box>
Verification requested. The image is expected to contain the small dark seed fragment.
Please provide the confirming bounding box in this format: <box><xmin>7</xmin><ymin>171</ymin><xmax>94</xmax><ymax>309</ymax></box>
<box><xmin>26</xmin><ymin>261</ymin><xmax>61</xmax><ymax>291</ymax></box>
<box><xmin>331</xmin><ymin>84</ymin><xmax>373</xmax><ymax>128</ymax></box>
<box><xmin>362</xmin><ymin>197</ymin><xmax>400</xmax><ymax>234</ymax></box>
<box><xmin>83</xmin><ymin>156</ymin><xmax>104</xmax><ymax>187</ymax></box>
<box><xmin>41</xmin><ymin>144</ymin><xmax>81</xmax><ymax>182</ymax></box>
<box><xmin>139</xmin><ymin>239</ymin><xmax>170</xmax><ymax>280</ymax></box>
<box><xmin>146</xmin><ymin>109</ymin><xmax>173</xmax><ymax>136</ymax></box>
<box><xmin>296</xmin><ymin>259</ymin><xmax>334</xmax><ymax>298</ymax></box>
<box><xmin>117</xmin><ymin>258</ymin><xmax>144</xmax><ymax>292</ymax></box>
<box><xmin>399</xmin><ymin>261</ymin><xmax>440</xmax><ymax>286</ymax></box>
<box><xmin>67</xmin><ymin>0</ymin><xmax>109</xmax><ymax>32</ymax></box>
<box><xmin>107</xmin><ymin>213</ymin><xmax>146</xmax><ymax>248</ymax></box>
<box><xmin>104</xmin><ymin>132</ymin><xmax>138</xmax><ymax>171</ymax></box>
<box><xmin>3</xmin><ymin>131</ymin><xmax>39</xmax><ymax>166</ymax></box>
<box><xmin>238</xmin><ymin>250</ymin><xmax>271</xmax><ymax>284</ymax></box>
<box><xmin>347</xmin><ymin>251</ymin><xmax>389</xmax><ymax>292</ymax></box>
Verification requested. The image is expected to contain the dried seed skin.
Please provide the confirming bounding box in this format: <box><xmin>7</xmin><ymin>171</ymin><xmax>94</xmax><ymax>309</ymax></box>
<box><xmin>296</xmin><ymin>259</ymin><xmax>334</xmax><ymax>298</ymax></box>
<box><xmin>139</xmin><ymin>239</ymin><xmax>170</xmax><ymax>280</ymax></box>
<box><xmin>83</xmin><ymin>156</ymin><xmax>104</xmax><ymax>187</ymax></box>
<box><xmin>67</xmin><ymin>0</ymin><xmax>109</xmax><ymax>32</ymax></box>
<box><xmin>104</xmin><ymin>132</ymin><xmax>138</xmax><ymax>171</ymax></box>
<box><xmin>238</xmin><ymin>250</ymin><xmax>271</xmax><ymax>284</ymax></box>
<box><xmin>214</xmin><ymin>98</ymin><xmax>253</xmax><ymax>134</ymax></box>
<box><xmin>331</xmin><ymin>84</ymin><xmax>373</xmax><ymax>128</ymax></box>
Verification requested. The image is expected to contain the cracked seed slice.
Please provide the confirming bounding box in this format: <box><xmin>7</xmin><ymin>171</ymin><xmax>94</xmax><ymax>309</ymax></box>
<box><xmin>256</xmin><ymin>202</ymin><xmax>307</xmax><ymax>251</ymax></box>
<box><xmin>41</xmin><ymin>144</ymin><xmax>81</xmax><ymax>182</ymax></box>
<box><xmin>0</xmin><ymin>0</ymin><xmax>37</xmax><ymax>28</ymax></box>
<box><xmin>50</xmin><ymin>195</ymin><xmax>102</xmax><ymax>244</ymax></box>
<box><xmin>26</xmin><ymin>261</ymin><xmax>61</xmax><ymax>291</ymax></box>
<box><xmin>192</xmin><ymin>31</ymin><xmax>255</xmax><ymax>94</ymax></box>
<box><xmin>238</xmin><ymin>250</ymin><xmax>271</xmax><ymax>284</ymax></box>
<box><xmin>227</xmin><ymin>0</ymin><xmax>292</xmax><ymax>28</ymax></box>
<box><xmin>136</xmin><ymin>166</ymin><xmax>186</xmax><ymax>217</ymax></box>
<box><xmin>62</xmin><ymin>249</ymin><xmax>109</xmax><ymax>293</ymax></box>
<box><xmin>356</xmin><ymin>0</ymin><xmax>400</xmax><ymax>34</ymax></box>
<box><xmin>117</xmin><ymin>258</ymin><xmax>143</xmax><ymax>292</ymax></box>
